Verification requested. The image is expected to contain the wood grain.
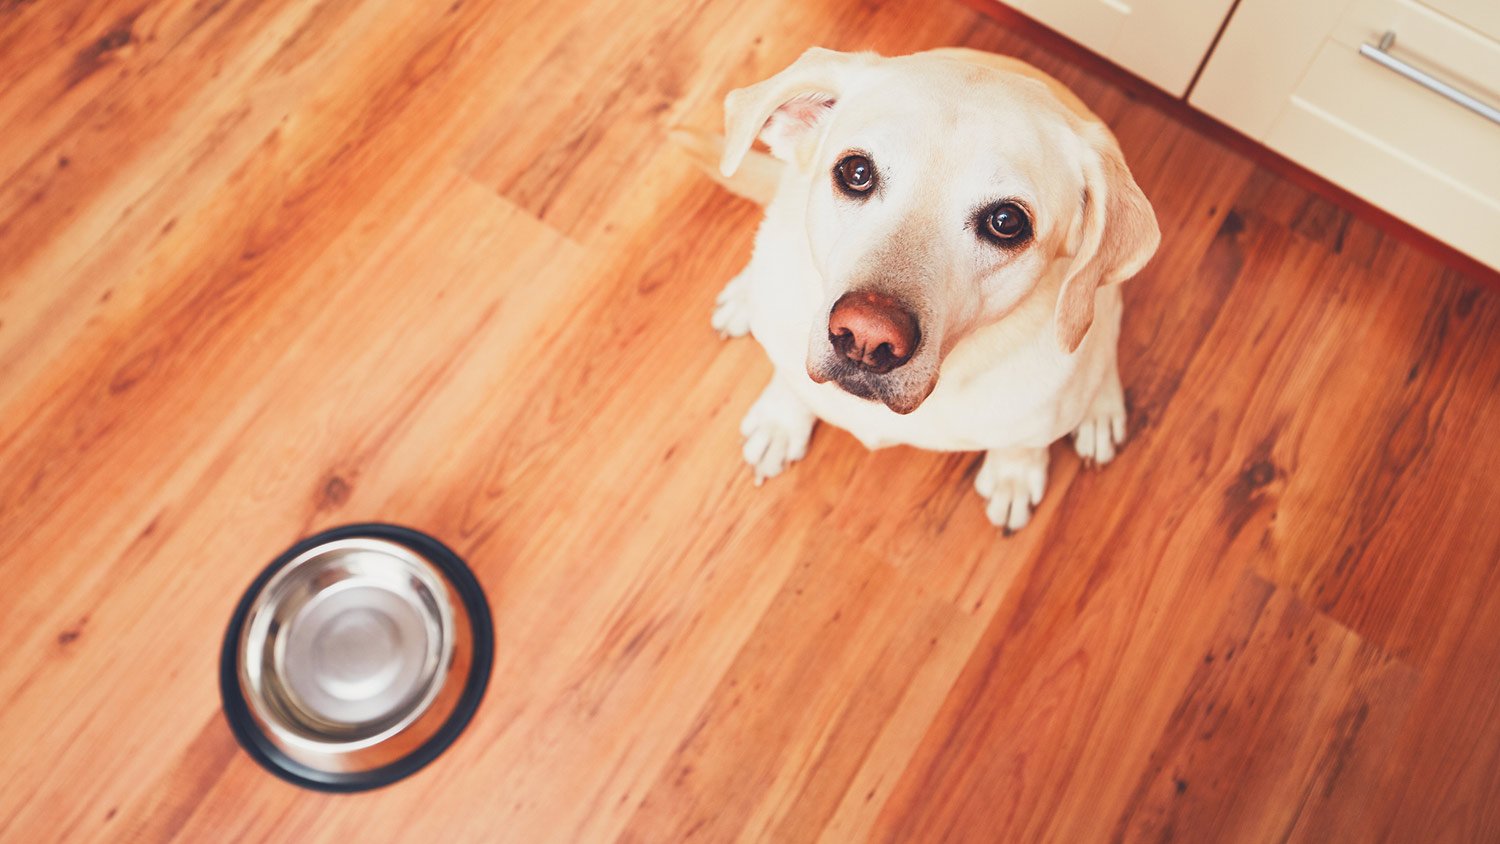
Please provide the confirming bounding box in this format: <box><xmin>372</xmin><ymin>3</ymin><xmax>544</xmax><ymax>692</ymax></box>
<box><xmin>1</xmin><ymin>0</ymin><xmax>1497</xmax><ymax>841</ymax></box>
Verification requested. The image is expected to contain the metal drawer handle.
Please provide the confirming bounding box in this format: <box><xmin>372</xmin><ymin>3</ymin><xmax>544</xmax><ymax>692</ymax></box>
<box><xmin>1359</xmin><ymin>31</ymin><xmax>1500</xmax><ymax>126</ymax></box>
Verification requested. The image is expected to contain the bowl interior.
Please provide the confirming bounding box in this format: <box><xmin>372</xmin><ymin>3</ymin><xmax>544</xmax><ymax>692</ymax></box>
<box><xmin>240</xmin><ymin>539</ymin><xmax>457</xmax><ymax>748</ymax></box>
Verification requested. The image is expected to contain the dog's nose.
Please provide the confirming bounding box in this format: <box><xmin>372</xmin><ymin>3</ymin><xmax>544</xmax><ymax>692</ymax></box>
<box><xmin>827</xmin><ymin>291</ymin><xmax>920</xmax><ymax>374</ymax></box>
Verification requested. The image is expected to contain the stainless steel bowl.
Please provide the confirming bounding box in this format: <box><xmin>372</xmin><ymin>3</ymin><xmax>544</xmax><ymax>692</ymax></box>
<box><xmin>221</xmin><ymin>525</ymin><xmax>492</xmax><ymax>792</ymax></box>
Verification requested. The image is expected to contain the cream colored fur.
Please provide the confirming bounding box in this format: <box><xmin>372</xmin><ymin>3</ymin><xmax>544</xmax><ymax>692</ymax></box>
<box><xmin>688</xmin><ymin>47</ymin><xmax>1160</xmax><ymax>531</ymax></box>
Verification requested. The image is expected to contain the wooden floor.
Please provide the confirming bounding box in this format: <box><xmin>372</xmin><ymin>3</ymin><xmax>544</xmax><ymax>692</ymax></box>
<box><xmin>3</xmin><ymin>0</ymin><xmax>1499</xmax><ymax>840</ymax></box>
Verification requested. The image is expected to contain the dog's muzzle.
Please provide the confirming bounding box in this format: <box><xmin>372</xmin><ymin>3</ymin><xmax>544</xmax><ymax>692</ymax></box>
<box><xmin>808</xmin><ymin>291</ymin><xmax>935</xmax><ymax>414</ymax></box>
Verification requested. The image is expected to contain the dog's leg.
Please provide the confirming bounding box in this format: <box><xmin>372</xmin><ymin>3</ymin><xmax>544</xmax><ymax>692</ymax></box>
<box><xmin>1072</xmin><ymin>363</ymin><xmax>1127</xmax><ymax>467</ymax></box>
<box><xmin>975</xmin><ymin>446</ymin><xmax>1050</xmax><ymax>533</ymax></box>
<box><xmin>711</xmin><ymin>270</ymin><xmax>753</xmax><ymax>338</ymax></box>
<box><xmin>740</xmin><ymin>376</ymin><xmax>816</xmax><ymax>485</ymax></box>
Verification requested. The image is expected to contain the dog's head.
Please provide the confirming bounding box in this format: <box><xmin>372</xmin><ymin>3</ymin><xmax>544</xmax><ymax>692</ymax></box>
<box><xmin>721</xmin><ymin>48</ymin><xmax>1159</xmax><ymax>414</ymax></box>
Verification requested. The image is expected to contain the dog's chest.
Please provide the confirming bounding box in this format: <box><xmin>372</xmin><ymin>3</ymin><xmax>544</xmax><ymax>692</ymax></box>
<box><xmin>789</xmin><ymin>352</ymin><xmax>1077</xmax><ymax>452</ymax></box>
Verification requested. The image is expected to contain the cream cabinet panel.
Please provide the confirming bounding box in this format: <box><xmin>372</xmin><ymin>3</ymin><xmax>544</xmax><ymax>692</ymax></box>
<box><xmin>1421</xmin><ymin>0</ymin><xmax>1500</xmax><ymax>42</ymax></box>
<box><xmin>1193</xmin><ymin>0</ymin><xmax>1500</xmax><ymax>269</ymax></box>
<box><xmin>1189</xmin><ymin>0</ymin><xmax>1352</xmax><ymax>139</ymax></box>
<box><xmin>993</xmin><ymin>0</ymin><xmax>1237</xmax><ymax>95</ymax></box>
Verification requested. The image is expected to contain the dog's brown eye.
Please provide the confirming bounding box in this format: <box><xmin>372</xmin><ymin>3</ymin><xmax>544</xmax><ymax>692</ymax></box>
<box><xmin>835</xmin><ymin>155</ymin><xmax>875</xmax><ymax>195</ymax></box>
<box><xmin>983</xmin><ymin>202</ymin><xmax>1031</xmax><ymax>243</ymax></box>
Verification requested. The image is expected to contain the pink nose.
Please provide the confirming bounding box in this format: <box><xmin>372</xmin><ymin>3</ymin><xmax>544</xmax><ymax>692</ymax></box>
<box><xmin>827</xmin><ymin>291</ymin><xmax>919</xmax><ymax>374</ymax></box>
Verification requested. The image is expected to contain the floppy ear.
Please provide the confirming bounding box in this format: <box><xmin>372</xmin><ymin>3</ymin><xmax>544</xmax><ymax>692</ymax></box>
<box><xmin>720</xmin><ymin>48</ymin><xmax>873</xmax><ymax>177</ymax></box>
<box><xmin>1054</xmin><ymin>124</ymin><xmax>1160</xmax><ymax>353</ymax></box>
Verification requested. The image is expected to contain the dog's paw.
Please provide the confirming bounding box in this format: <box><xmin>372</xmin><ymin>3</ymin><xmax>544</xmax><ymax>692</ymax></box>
<box><xmin>739</xmin><ymin>381</ymin><xmax>816</xmax><ymax>486</ymax></box>
<box><xmin>711</xmin><ymin>273</ymin><xmax>752</xmax><ymax>339</ymax></box>
<box><xmin>975</xmin><ymin>447</ymin><xmax>1050</xmax><ymax>533</ymax></box>
<box><xmin>1073</xmin><ymin>374</ymin><xmax>1127</xmax><ymax>467</ymax></box>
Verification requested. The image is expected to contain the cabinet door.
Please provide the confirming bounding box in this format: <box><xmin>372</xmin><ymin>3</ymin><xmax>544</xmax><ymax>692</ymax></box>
<box><xmin>1192</xmin><ymin>0</ymin><xmax>1500</xmax><ymax>269</ymax></box>
<box><xmin>992</xmin><ymin>0</ymin><xmax>1237</xmax><ymax>95</ymax></box>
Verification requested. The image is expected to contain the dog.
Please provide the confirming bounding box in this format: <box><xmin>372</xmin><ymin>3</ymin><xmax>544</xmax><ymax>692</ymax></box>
<box><xmin>684</xmin><ymin>47</ymin><xmax>1160</xmax><ymax>531</ymax></box>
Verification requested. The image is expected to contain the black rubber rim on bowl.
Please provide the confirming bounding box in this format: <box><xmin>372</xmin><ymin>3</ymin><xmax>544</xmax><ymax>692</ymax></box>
<box><xmin>219</xmin><ymin>522</ymin><xmax>494</xmax><ymax>793</ymax></box>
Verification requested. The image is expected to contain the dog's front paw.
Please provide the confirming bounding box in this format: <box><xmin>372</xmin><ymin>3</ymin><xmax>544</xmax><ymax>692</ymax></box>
<box><xmin>739</xmin><ymin>380</ymin><xmax>816</xmax><ymax>486</ymax></box>
<box><xmin>711</xmin><ymin>272</ymin><xmax>752</xmax><ymax>339</ymax></box>
<box><xmin>975</xmin><ymin>447</ymin><xmax>1050</xmax><ymax>533</ymax></box>
<box><xmin>1073</xmin><ymin>373</ymin><xmax>1127</xmax><ymax>466</ymax></box>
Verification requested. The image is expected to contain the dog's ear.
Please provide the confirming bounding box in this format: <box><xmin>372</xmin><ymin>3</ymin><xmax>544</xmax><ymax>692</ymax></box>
<box><xmin>1054</xmin><ymin>124</ymin><xmax>1160</xmax><ymax>353</ymax></box>
<box><xmin>721</xmin><ymin>48</ymin><xmax>872</xmax><ymax>177</ymax></box>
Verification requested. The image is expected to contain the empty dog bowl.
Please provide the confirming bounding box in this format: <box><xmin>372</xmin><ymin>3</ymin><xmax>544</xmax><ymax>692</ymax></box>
<box><xmin>220</xmin><ymin>523</ymin><xmax>492</xmax><ymax>792</ymax></box>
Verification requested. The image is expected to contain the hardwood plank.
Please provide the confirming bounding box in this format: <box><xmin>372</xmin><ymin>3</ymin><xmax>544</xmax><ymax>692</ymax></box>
<box><xmin>1113</xmin><ymin>573</ymin><xmax>1417</xmax><ymax>844</ymax></box>
<box><xmin>1377</xmin><ymin>556</ymin><xmax>1500</xmax><ymax>843</ymax></box>
<box><xmin>621</xmin><ymin>527</ymin><xmax>982</xmax><ymax>843</ymax></box>
<box><xmin>1251</xmin><ymin>275</ymin><xmax>1500</xmax><ymax>662</ymax></box>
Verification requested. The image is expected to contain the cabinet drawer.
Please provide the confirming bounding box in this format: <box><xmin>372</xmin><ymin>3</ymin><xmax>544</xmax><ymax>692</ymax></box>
<box><xmin>1193</xmin><ymin>0</ymin><xmax>1500</xmax><ymax>269</ymax></box>
<box><xmin>992</xmin><ymin>0</ymin><xmax>1235</xmax><ymax>95</ymax></box>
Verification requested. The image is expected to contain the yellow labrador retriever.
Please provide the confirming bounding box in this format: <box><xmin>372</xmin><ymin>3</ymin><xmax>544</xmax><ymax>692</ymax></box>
<box><xmin>691</xmin><ymin>47</ymin><xmax>1159</xmax><ymax>531</ymax></box>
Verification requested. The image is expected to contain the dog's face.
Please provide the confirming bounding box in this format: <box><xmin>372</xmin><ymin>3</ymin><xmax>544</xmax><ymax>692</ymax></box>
<box><xmin>720</xmin><ymin>49</ymin><xmax>1159</xmax><ymax>414</ymax></box>
<box><xmin>798</xmin><ymin>66</ymin><xmax>1077</xmax><ymax>413</ymax></box>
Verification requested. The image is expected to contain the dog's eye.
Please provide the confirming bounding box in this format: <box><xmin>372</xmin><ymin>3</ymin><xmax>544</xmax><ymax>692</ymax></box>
<box><xmin>981</xmin><ymin>202</ymin><xmax>1031</xmax><ymax>244</ymax></box>
<box><xmin>834</xmin><ymin>154</ymin><xmax>876</xmax><ymax>196</ymax></box>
